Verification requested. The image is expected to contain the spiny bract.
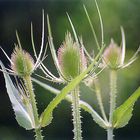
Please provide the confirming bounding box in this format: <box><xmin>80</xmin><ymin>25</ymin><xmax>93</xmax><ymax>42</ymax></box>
<box><xmin>58</xmin><ymin>32</ymin><xmax>87</xmax><ymax>81</ymax></box>
<box><xmin>11</xmin><ymin>47</ymin><xmax>34</xmax><ymax>76</ymax></box>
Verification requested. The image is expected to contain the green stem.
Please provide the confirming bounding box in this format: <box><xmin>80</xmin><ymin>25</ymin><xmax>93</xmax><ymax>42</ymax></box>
<box><xmin>94</xmin><ymin>78</ymin><xmax>108</xmax><ymax>122</ymax></box>
<box><xmin>24</xmin><ymin>76</ymin><xmax>43</xmax><ymax>140</ymax></box>
<box><xmin>108</xmin><ymin>70</ymin><xmax>117</xmax><ymax>140</ymax></box>
<box><xmin>107</xmin><ymin>128</ymin><xmax>113</xmax><ymax>140</ymax></box>
<box><xmin>35</xmin><ymin>128</ymin><xmax>43</xmax><ymax>140</ymax></box>
<box><xmin>71</xmin><ymin>86</ymin><xmax>82</xmax><ymax>140</ymax></box>
<box><xmin>109</xmin><ymin>70</ymin><xmax>117</xmax><ymax>123</ymax></box>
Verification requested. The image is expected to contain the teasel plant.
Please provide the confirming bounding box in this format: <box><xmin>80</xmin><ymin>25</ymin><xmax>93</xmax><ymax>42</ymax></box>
<box><xmin>31</xmin><ymin>1</ymin><xmax>140</xmax><ymax>140</ymax></box>
<box><xmin>102</xmin><ymin>27</ymin><xmax>140</xmax><ymax>140</ymax></box>
<box><xmin>82</xmin><ymin>2</ymin><xmax>140</xmax><ymax>140</ymax></box>
<box><xmin>32</xmin><ymin>15</ymin><xmax>106</xmax><ymax>140</ymax></box>
<box><xmin>0</xmin><ymin>10</ymin><xmax>48</xmax><ymax>140</ymax></box>
<box><xmin>83</xmin><ymin>3</ymin><xmax>140</xmax><ymax>140</ymax></box>
<box><xmin>28</xmin><ymin>1</ymin><xmax>108</xmax><ymax>140</ymax></box>
<box><xmin>0</xmin><ymin>0</ymin><xmax>140</xmax><ymax>140</ymax></box>
<box><xmin>0</xmin><ymin>6</ymin><xmax>107</xmax><ymax>140</ymax></box>
<box><xmin>30</xmin><ymin>1</ymin><xmax>110</xmax><ymax>140</ymax></box>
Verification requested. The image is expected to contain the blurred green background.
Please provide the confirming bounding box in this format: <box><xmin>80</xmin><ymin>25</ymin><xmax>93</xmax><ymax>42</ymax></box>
<box><xmin>0</xmin><ymin>0</ymin><xmax>140</xmax><ymax>140</ymax></box>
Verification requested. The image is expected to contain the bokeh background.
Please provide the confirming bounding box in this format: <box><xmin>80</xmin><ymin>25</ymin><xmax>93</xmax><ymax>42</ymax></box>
<box><xmin>0</xmin><ymin>0</ymin><xmax>140</xmax><ymax>140</ymax></box>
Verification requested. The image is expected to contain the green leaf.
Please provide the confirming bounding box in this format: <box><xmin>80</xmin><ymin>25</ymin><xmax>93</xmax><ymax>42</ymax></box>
<box><xmin>32</xmin><ymin>77</ymin><xmax>108</xmax><ymax>129</ymax></box>
<box><xmin>113</xmin><ymin>87</ymin><xmax>140</xmax><ymax>128</ymax></box>
<box><xmin>39</xmin><ymin>45</ymin><xmax>105</xmax><ymax>127</ymax></box>
<box><xmin>0</xmin><ymin>61</ymin><xmax>35</xmax><ymax>130</ymax></box>
<box><xmin>39</xmin><ymin>68</ymin><xmax>89</xmax><ymax>127</ymax></box>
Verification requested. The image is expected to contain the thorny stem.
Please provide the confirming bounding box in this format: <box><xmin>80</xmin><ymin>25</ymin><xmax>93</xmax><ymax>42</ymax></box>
<box><xmin>94</xmin><ymin>78</ymin><xmax>108</xmax><ymax>122</ymax></box>
<box><xmin>32</xmin><ymin>78</ymin><xmax>109</xmax><ymax>129</ymax></box>
<box><xmin>108</xmin><ymin>70</ymin><xmax>117</xmax><ymax>140</ymax></box>
<box><xmin>24</xmin><ymin>76</ymin><xmax>43</xmax><ymax>140</ymax></box>
<box><xmin>35</xmin><ymin>128</ymin><xmax>43</xmax><ymax>140</ymax></box>
<box><xmin>107</xmin><ymin>128</ymin><xmax>113</xmax><ymax>140</ymax></box>
<box><xmin>71</xmin><ymin>86</ymin><xmax>82</xmax><ymax>140</ymax></box>
<box><xmin>109</xmin><ymin>70</ymin><xmax>117</xmax><ymax>123</ymax></box>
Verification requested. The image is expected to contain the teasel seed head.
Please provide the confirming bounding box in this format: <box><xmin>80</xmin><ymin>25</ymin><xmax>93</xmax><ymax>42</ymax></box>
<box><xmin>11</xmin><ymin>47</ymin><xmax>34</xmax><ymax>76</ymax></box>
<box><xmin>103</xmin><ymin>39</ymin><xmax>121</xmax><ymax>70</ymax></box>
<box><xmin>58</xmin><ymin>32</ymin><xmax>87</xmax><ymax>81</ymax></box>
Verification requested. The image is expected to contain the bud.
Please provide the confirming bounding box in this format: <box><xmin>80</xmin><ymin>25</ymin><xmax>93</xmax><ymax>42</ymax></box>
<box><xmin>103</xmin><ymin>39</ymin><xmax>121</xmax><ymax>70</ymax></box>
<box><xmin>11</xmin><ymin>47</ymin><xmax>34</xmax><ymax>76</ymax></box>
<box><xmin>58</xmin><ymin>32</ymin><xmax>87</xmax><ymax>81</ymax></box>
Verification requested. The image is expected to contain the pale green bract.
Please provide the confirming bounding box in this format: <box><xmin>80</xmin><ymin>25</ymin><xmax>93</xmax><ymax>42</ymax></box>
<box><xmin>113</xmin><ymin>87</ymin><xmax>140</xmax><ymax>128</ymax></box>
<box><xmin>0</xmin><ymin>61</ymin><xmax>35</xmax><ymax>130</ymax></box>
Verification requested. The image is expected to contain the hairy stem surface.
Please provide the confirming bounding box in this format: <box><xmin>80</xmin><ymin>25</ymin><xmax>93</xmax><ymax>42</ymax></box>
<box><xmin>94</xmin><ymin>78</ymin><xmax>108</xmax><ymax>122</ymax></box>
<box><xmin>71</xmin><ymin>86</ymin><xmax>82</xmax><ymax>140</ymax></box>
<box><xmin>108</xmin><ymin>70</ymin><xmax>117</xmax><ymax>140</ymax></box>
<box><xmin>24</xmin><ymin>76</ymin><xmax>43</xmax><ymax>140</ymax></box>
<box><xmin>107</xmin><ymin>128</ymin><xmax>113</xmax><ymax>140</ymax></box>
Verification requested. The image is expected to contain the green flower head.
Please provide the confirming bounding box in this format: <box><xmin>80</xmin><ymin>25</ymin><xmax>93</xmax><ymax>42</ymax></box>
<box><xmin>11</xmin><ymin>47</ymin><xmax>34</xmax><ymax>76</ymax></box>
<box><xmin>103</xmin><ymin>27</ymin><xmax>140</xmax><ymax>70</ymax></box>
<box><xmin>58</xmin><ymin>32</ymin><xmax>87</xmax><ymax>81</ymax></box>
<box><xmin>103</xmin><ymin>39</ymin><xmax>121</xmax><ymax>70</ymax></box>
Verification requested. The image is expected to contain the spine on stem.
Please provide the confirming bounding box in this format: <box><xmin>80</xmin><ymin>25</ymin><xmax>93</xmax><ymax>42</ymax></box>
<box><xmin>108</xmin><ymin>70</ymin><xmax>117</xmax><ymax>140</ymax></box>
<box><xmin>103</xmin><ymin>37</ymin><xmax>121</xmax><ymax>140</ymax></box>
<box><xmin>107</xmin><ymin>128</ymin><xmax>114</xmax><ymax>140</ymax></box>
<box><xmin>71</xmin><ymin>86</ymin><xmax>82</xmax><ymax>140</ymax></box>
<box><xmin>109</xmin><ymin>70</ymin><xmax>117</xmax><ymax>123</ymax></box>
<box><xmin>24</xmin><ymin>76</ymin><xmax>43</xmax><ymax>140</ymax></box>
<box><xmin>94</xmin><ymin>78</ymin><xmax>108</xmax><ymax>122</ymax></box>
<box><xmin>10</xmin><ymin>43</ymin><xmax>43</xmax><ymax>140</ymax></box>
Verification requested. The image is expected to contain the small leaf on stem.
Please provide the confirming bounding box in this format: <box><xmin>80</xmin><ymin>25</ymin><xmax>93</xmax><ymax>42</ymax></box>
<box><xmin>113</xmin><ymin>87</ymin><xmax>140</xmax><ymax>128</ymax></box>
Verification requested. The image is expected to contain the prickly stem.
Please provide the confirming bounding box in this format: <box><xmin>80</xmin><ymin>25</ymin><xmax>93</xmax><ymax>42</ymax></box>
<box><xmin>23</xmin><ymin>76</ymin><xmax>43</xmax><ymax>140</ymax></box>
<box><xmin>71</xmin><ymin>86</ymin><xmax>82</xmax><ymax>140</ymax></box>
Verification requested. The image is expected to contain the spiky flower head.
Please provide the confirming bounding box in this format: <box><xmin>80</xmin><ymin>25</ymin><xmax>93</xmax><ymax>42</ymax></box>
<box><xmin>103</xmin><ymin>39</ymin><xmax>122</xmax><ymax>70</ymax></box>
<box><xmin>58</xmin><ymin>32</ymin><xmax>87</xmax><ymax>81</ymax></box>
<box><xmin>103</xmin><ymin>27</ymin><xmax>140</xmax><ymax>70</ymax></box>
<box><xmin>11</xmin><ymin>47</ymin><xmax>34</xmax><ymax>76</ymax></box>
